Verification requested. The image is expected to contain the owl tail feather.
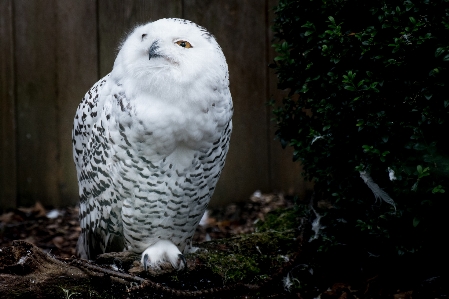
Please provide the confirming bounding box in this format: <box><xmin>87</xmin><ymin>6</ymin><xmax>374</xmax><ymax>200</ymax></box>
<box><xmin>76</xmin><ymin>233</ymin><xmax>89</xmax><ymax>260</ymax></box>
<box><xmin>359</xmin><ymin>171</ymin><xmax>396</xmax><ymax>211</ymax></box>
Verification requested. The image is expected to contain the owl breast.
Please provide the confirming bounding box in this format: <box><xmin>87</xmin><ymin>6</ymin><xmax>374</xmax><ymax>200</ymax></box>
<box><xmin>104</xmin><ymin>79</ymin><xmax>231</xmax><ymax>164</ymax></box>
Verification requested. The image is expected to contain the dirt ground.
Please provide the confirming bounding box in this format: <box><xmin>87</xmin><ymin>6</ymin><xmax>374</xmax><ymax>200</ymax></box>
<box><xmin>0</xmin><ymin>192</ymin><xmax>291</xmax><ymax>259</ymax></box>
<box><xmin>0</xmin><ymin>193</ymin><xmax>447</xmax><ymax>298</ymax></box>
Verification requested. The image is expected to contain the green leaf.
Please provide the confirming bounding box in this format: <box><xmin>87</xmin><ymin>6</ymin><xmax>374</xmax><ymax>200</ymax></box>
<box><xmin>443</xmin><ymin>54</ymin><xmax>449</xmax><ymax>61</ymax></box>
<box><xmin>417</xmin><ymin>165</ymin><xmax>423</xmax><ymax>173</ymax></box>
<box><xmin>299</xmin><ymin>84</ymin><xmax>309</xmax><ymax>93</ymax></box>
<box><xmin>435</xmin><ymin>47</ymin><xmax>445</xmax><ymax>57</ymax></box>
<box><xmin>331</xmin><ymin>57</ymin><xmax>340</xmax><ymax>64</ymax></box>
<box><xmin>355</xmin><ymin>165</ymin><xmax>365</xmax><ymax>171</ymax></box>
<box><xmin>304</xmin><ymin>30</ymin><xmax>314</xmax><ymax>36</ymax></box>
<box><xmin>413</xmin><ymin>143</ymin><xmax>427</xmax><ymax>151</ymax></box>
<box><xmin>301</xmin><ymin>21</ymin><xmax>314</xmax><ymax>28</ymax></box>
<box><xmin>413</xmin><ymin>217</ymin><xmax>420</xmax><ymax>227</ymax></box>
<box><xmin>409</xmin><ymin>16</ymin><xmax>416</xmax><ymax>24</ymax></box>
<box><xmin>328</xmin><ymin>16</ymin><xmax>335</xmax><ymax>23</ymax></box>
<box><xmin>344</xmin><ymin>86</ymin><xmax>356</xmax><ymax>91</ymax></box>
<box><xmin>432</xmin><ymin>185</ymin><xmax>445</xmax><ymax>194</ymax></box>
<box><xmin>280</xmin><ymin>41</ymin><xmax>288</xmax><ymax>50</ymax></box>
<box><xmin>429</xmin><ymin>68</ymin><xmax>440</xmax><ymax>76</ymax></box>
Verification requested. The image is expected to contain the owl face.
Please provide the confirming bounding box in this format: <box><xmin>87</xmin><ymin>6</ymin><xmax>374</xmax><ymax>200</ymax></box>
<box><xmin>106</xmin><ymin>18</ymin><xmax>231</xmax><ymax>152</ymax></box>
<box><xmin>114</xmin><ymin>18</ymin><xmax>227</xmax><ymax>91</ymax></box>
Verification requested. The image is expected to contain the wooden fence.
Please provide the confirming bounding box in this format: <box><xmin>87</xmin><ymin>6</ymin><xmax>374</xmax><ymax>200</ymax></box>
<box><xmin>0</xmin><ymin>0</ymin><xmax>313</xmax><ymax>210</ymax></box>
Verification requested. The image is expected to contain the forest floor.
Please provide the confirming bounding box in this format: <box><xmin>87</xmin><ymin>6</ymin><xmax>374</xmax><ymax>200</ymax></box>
<box><xmin>0</xmin><ymin>193</ymin><xmax>447</xmax><ymax>298</ymax></box>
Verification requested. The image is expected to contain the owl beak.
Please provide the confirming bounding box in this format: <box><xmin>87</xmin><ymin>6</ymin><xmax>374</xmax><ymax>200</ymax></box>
<box><xmin>148</xmin><ymin>40</ymin><xmax>161</xmax><ymax>60</ymax></box>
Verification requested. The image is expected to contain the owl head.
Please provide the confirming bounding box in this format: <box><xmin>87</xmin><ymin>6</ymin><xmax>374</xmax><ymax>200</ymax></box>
<box><xmin>111</xmin><ymin>18</ymin><xmax>229</xmax><ymax>99</ymax></box>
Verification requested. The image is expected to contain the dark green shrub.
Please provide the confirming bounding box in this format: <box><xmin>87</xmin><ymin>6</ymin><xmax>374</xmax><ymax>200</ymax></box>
<box><xmin>270</xmin><ymin>0</ymin><xmax>449</xmax><ymax>259</ymax></box>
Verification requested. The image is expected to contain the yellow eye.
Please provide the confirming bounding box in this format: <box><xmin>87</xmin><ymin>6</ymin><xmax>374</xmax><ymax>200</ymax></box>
<box><xmin>176</xmin><ymin>40</ymin><xmax>192</xmax><ymax>48</ymax></box>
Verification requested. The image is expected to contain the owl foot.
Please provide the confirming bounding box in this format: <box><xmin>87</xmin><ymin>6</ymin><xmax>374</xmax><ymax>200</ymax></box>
<box><xmin>140</xmin><ymin>240</ymin><xmax>186</xmax><ymax>270</ymax></box>
<box><xmin>142</xmin><ymin>253</ymin><xmax>187</xmax><ymax>271</ymax></box>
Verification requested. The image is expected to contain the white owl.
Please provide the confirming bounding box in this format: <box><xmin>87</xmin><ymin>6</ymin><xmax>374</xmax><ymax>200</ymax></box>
<box><xmin>72</xmin><ymin>18</ymin><xmax>233</xmax><ymax>270</ymax></box>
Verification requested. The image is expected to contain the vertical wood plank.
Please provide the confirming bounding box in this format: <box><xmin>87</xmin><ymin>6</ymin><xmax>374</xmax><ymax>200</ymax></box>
<box><xmin>267</xmin><ymin>0</ymin><xmax>314</xmax><ymax>200</ymax></box>
<box><xmin>184</xmin><ymin>0</ymin><xmax>270</xmax><ymax>205</ymax></box>
<box><xmin>55</xmin><ymin>1</ymin><xmax>98</xmax><ymax>206</ymax></box>
<box><xmin>0</xmin><ymin>0</ymin><xmax>17</xmax><ymax>210</ymax></box>
<box><xmin>98</xmin><ymin>0</ymin><xmax>183</xmax><ymax>77</ymax></box>
<box><xmin>14</xmin><ymin>0</ymin><xmax>60</xmax><ymax>207</ymax></box>
<box><xmin>1</xmin><ymin>1</ymin><xmax>313</xmax><ymax>209</ymax></box>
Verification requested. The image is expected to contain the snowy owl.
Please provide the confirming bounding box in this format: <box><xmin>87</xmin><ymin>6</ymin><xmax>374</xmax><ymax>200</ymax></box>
<box><xmin>72</xmin><ymin>18</ymin><xmax>233</xmax><ymax>270</ymax></box>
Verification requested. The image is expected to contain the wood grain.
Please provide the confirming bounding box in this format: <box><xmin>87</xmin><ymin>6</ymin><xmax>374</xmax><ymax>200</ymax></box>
<box><xmin>55</xmin><ymin>0</ymin><xmax>98</xmax><ymax>206</ymax></box>
<box><xmin>184</xmin><ymin>0</ymin><xmax>271</xmax><ymax>205</ymax></box>
<box><xmin>98</xmin><ymin>0</ymin><xmax>182</xmax><ymax>77</ymax></box>
<box><xmin>0</xmin><ymin>0</ymin><xmax>17</xmax><ymax>210</ymax></box>
<box><xmin>0</xmin><ymin>1</ymin><xmax>312</xmax><ymax>209</ymax></box>
<box><xmin>14</xmin><ymin>0</ymin><xmax>60</xmax><ymax>206</ymax></box>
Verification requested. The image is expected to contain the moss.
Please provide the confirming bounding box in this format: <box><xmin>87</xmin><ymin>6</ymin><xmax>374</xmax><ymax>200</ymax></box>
<box><xmin>1</xmin><ymin>211</ymin><xmax>304</xmax><ymax>297</ymax></box>
<box><xmin>256</xmin><ymin>207</ymin><xmax>302</xmax><ymax>233</ymax></box>
<box><xmin>192</xmin><ymin>220</ymin><xmax>300</xmax><ymax>284</ymax></box>
<box><xmin>53</xmin><ymin>280</ymin><xmax>120</xmax><ymax>299</ymax></box>
<box><xmin>58</xmin><ymin>286</ymin><xmax>82</xmax><ymax>299</ymax></box>
<box><xmin>201</xmin><ymin>252</ymin><xmax>260</xmax><ymax>283</ymax></box>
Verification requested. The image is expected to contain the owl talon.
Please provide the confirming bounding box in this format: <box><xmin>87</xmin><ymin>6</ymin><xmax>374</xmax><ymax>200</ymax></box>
<box><xmin>178</xmin><ymin>253</ymin><xmax>187</xmax><ymax>270</ymax></box>
<box><xmin>140</xmin><ymin>240</ymin><xmax>183</xmax><ymax>270</ymax></box>
<box><xmin>143</xmin><ymin>254</ymin><xmax>149</xmax><ymax>271</ymax></box>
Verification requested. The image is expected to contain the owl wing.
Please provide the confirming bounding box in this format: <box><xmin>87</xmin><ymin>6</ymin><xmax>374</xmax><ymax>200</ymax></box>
<box><xmin>73</xmin><ymin>74</ymin><xmax>125</xmax><ymax>259</ymax></box>
<box><xmin>201</xmin><ymin>120</ymin><xmax>233</xmax><ymax>199</ymax></box>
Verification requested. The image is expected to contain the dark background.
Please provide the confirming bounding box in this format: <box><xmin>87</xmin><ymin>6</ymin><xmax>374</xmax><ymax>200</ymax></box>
<box><xmin>0</xmin><ymin>0</ymin><xmax>313</xmax><ymax>210</ymax></box>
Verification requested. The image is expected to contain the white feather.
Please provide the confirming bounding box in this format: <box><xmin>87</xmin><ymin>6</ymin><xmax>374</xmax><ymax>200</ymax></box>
<box><xmin>388</xmin><ymin>167</ymin><xmax>397</xmax><ymax>181</ymax></box>
<box><xmin>359</xmin><ymin>171</ymin><xmax>396</xmax><ymax>209</ymax></box>
<box><xmin>309</xmin><ymin>207</ymin><xmax>323</xmax><ymax>242</ymax></box>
